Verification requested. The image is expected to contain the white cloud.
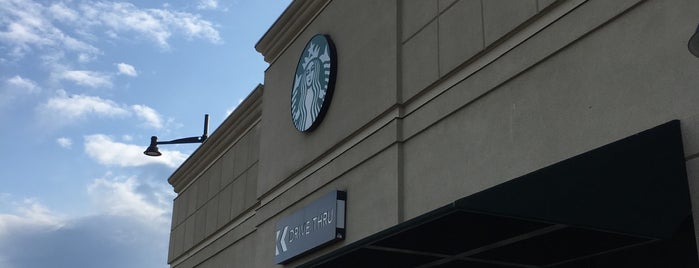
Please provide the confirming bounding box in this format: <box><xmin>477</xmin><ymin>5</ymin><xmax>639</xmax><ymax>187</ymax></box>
<box><xmin>5</xmin><ymin>75</ymin><xmax>40</xmax><ymax>94</ymax></box>
<box><xmin>83</xmin><ymin>134</ymin><xmax>187</xmax><ymax>168</ymax></box>
<box><xmin>12</xmin><ymin>199</ymin><xmax>63</xmax><ymax>228</ymax></box>
<box><xmin>0</xmin><ymin>214</ymin><xmax>171</xmax><ymax>268</ymax></box>
<box><xmin>0</xmin><ymin>75</ymin><xmax>40</xmax><ymax>106</ymax></box>
<box><xmin>161</xmin><ymin>10</ymin><xmax>220</xmax><ymax>44</ymax></box>
<box><xmin>38</xmin><ymin>91</ymin><xmax>171</xmax><ymax>128</ymax></box>
<box><xmin>131</xmin><ymin>104</ymin><xmax>163</xmax><ymax>129</ymax></box>
<box><xmin>0</xmin><ymin>189</ymin><xmax>171</xmax><ymax>268</ymax></box>
<box><xmin>87</xmin><ymin>176</ymin><xmax>170</xmax><ymax>225</ymax></box>
<box><xmin>56</xmin><ymin>137</ymin><xmax>72</xmax><ymax>148</ymax></box>
<box><xmin>0</xmin><ymin>198</ymin><xmax>64</xmax><ymax>238</ymax></box>
<box><xmin>79</xmin><ymin>1</ymin><xmax>221</xmax><ymax>49</ymax></box>
<box><xmin>48</xmin><ymin>2</ymin><xmax>79</xmax><ymax>22</ymax></box>
<box><xmin>0</xmin><ymin>0</ymin><xmax>220</xmax><ymax>63</ymax></box>
<box><xmin>60</xmin><ymin>70</ymin><xmax>112</xmax><ymax>88</ymax></box>
<box><xmin>116</xmin><ymin>62</ymin><xmax>137</xmax><ymax>77</ymax></box>
<box><xmin>197</xmin><ymin>0</ymin><xmax>219</xmax><ymax>10</ymax></box>
<box><xmin>40</xmin><ymin>90</ymin><xmax>129</xmax><ymax>121</ymax></box>
<box><xmin>77</xmin><ymin>52</ymin><xmax>95</xmax><ymax>63</ymax></box>
<box><xmin>0</xmin><ymin>0</ymin><xmax>100</xmax><ymax>61</ymax></box>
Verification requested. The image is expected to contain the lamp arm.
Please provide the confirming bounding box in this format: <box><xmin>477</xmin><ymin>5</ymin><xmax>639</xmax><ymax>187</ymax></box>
<box><xmin>202</xmin><ymin>114</ymin><xmax>209</xmax><ymax>140</ymax></box>
<box><xmin>144</xmin><ymin>114</ymin><xmax>209</xmax><ymax>157</ymax></box>
<box><xmin>157</xmin><ymin>136</ymin><xmax>205</xmax><ymax>145</ymax></box>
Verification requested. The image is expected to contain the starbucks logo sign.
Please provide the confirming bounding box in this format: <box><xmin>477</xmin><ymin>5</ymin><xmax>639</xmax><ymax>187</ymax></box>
<box><xmin>291</xmin><ymin>34</ymin><xmax>336</xmax><ymax>132</ymax></box>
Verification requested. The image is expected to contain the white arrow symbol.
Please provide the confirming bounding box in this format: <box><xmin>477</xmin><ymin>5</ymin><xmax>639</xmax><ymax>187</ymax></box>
<box><xmin>275</xmin><ymin>230</ymin><xmax>280</xmax><ymax>256</ymax></box>
<box><xmin>281</xmin><ymin>226</ymin><xmax>288</xmax><ymax>252</ymax></box>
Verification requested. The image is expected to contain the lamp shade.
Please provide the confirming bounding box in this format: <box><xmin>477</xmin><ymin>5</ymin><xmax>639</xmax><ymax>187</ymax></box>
<box><xmin>144</xmin><ymin>136</ymin><xmax>162</xmax><ymax>156</ymax></box>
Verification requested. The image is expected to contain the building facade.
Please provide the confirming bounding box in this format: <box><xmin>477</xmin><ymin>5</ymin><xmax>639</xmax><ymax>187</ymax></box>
<box><xmin>167</xmin><ymin>0</ymin><xmax>699</xmax><ymax>267</ymax></box>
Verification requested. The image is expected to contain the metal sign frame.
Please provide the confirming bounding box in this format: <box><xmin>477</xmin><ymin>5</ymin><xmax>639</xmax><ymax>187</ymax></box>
<box><xmin>275</xmin><ymin>190</ymin><xmax>346</xmax><ymax>264</ymax></box>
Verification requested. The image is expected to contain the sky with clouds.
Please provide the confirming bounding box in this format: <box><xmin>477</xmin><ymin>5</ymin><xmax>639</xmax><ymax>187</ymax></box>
<box><xmin>0</xmin><ymin>0</ymin><xmax>290</xmax><ymax>267</ymax></box>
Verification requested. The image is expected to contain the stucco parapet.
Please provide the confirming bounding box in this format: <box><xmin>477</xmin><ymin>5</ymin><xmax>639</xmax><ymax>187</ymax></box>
<box><xmin>255</xmin><ymin>0</ymin><xmax>331</xmax><ymax>64</ymax></box>
<box><xmin>168</xmin><ymin>84</ymin><xmax>263</xmax><ymax>193</ymax></box>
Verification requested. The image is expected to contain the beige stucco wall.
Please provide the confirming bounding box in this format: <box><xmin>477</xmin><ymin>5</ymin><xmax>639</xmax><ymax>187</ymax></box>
<box><xmin>403</xmin><ymin>0</ymin><xmax>699</xmax><ymax>218</ymax></box>
<box><xmin>257</xmin><ymin>0</ymin><xmax>399</xmax><ymax>197</ymax></box>
<box><xmin>168</xmin><ymin>0</ymin><xmax>699</xmax><ymax>267</ymax></box>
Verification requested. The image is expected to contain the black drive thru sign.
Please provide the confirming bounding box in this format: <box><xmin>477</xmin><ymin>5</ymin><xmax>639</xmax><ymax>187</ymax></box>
<box><xmin>274</xmin><ymin>190</ymin><xmax>346</xmax><ymax>264</ymax></box>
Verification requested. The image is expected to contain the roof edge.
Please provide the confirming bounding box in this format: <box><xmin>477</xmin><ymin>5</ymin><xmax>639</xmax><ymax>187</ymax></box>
<box><xmin>255</xmin><ymin>0</ymin><xmax>331</xmax><ymax>64</ymax></box>
<box><xmin>168</xmin><ymin>84</ymin><xmax>264</xmax><ymax>193</ymax></box>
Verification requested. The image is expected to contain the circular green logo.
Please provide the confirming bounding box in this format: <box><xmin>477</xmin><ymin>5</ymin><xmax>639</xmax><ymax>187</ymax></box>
<box><xmin>291</xmin><ymin>34</ymin><xmax>336</xmax><ymax>132</ymax></box>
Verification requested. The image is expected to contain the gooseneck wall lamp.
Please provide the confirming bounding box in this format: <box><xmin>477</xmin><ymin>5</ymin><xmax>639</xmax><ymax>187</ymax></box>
<box><xmin>689</xmin><ymin>24</ymin><xmax>699</xmax><ymax>58</ymax></box>
<box><xmin>144</xmin><ymin>114</ymin><xmax>210</xmax><ymax>157</ymax></box>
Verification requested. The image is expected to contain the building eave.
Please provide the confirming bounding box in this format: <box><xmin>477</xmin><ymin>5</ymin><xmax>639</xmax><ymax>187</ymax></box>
<box><xmin>167</xmin><ymin>84</ymin><xmax>263</xmax><ymax>193</ymax></box>
<box><xmin>255</xmin><ymin>0</ymin><xmax>331</xmax><ymax>64</ymax></box>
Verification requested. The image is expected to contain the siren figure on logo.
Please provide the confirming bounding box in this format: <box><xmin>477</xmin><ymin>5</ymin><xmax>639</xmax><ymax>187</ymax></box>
<box><xmin>291</xmin><ymin>40</ymin><xmax>332</xmax><ymax>131</ymax></box>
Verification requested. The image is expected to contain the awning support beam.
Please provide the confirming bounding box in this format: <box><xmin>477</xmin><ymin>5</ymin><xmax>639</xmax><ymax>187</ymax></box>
<box><xmin>541</xmin><ymin>239</ymin><xmax>659</xmax><ymax>268</ymax></box>
<box><xmin>416</xmin><ymin>224</ymin><xmax>567</xmax><ymax>268</ymax></box>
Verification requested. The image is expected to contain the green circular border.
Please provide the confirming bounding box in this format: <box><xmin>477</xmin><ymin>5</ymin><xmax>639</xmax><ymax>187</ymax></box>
<box><xmin>290</xmin><ymin>34</ymin><xmax>337</xmax><ymax>132</ymax></box>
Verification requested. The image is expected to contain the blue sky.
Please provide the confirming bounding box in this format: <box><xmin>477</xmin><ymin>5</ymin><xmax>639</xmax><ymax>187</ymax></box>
<box><xmin>0</xmin><ymin>0</ymin><xmax>290</xmax><ymax>267</ymax></box>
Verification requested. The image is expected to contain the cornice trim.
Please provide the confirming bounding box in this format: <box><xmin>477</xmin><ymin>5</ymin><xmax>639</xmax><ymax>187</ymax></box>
<box><xmin>255</xmin><ymin>0</ymin><xmax>331</xmax><ymax>64</ymax></box>
<box><xmin>168</xmin><ymin>84</ymin><xmax>263</xmax><ymax>193</ymax></box>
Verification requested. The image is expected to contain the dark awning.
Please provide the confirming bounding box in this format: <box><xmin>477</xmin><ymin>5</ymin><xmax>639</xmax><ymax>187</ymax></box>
<box><xmin>299</xmin><ymin>120</ymin><xmax>696</xmax><ymax>268</ymax></box>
